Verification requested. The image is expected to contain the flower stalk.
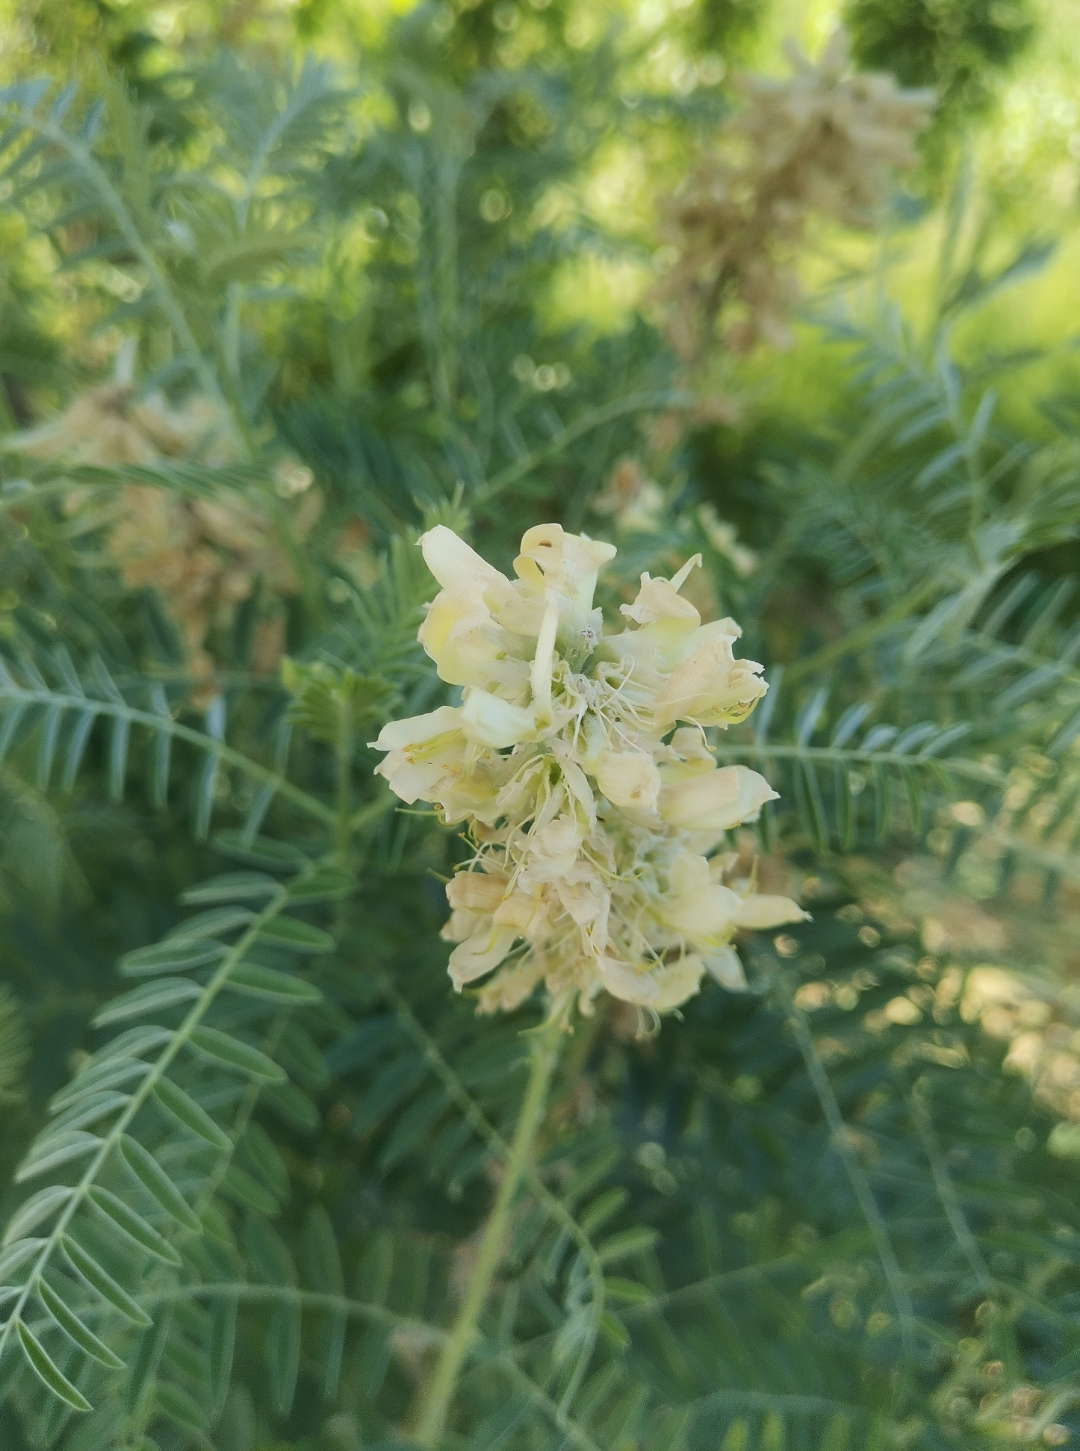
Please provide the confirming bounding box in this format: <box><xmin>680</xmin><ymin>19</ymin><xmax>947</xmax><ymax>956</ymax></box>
<box><xmin>412</xmin><ymin>989</ymin><xmax>573</xmax><ymax>1447</ymax></box>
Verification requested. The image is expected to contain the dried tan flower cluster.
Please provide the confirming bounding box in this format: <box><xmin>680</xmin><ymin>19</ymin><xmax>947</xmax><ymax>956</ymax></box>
<box><xmin>373</xmin><ymin>524</ymin><xmax>806</xmax><ymax>1017</ymax></box>
<box><xmin>655</xmin><ymin>30</ymin><xmax>933</xmax><ymax>361</ymax></box>
<box><xmin>11</xmin><ymin>386</ymin><xmax>318</xmax><ymax>692</ymax></box>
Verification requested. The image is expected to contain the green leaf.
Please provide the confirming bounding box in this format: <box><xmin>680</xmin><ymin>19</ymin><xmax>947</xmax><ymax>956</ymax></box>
<box><xmin>286</xmin><ymin>868</ymin><xmax>354</xmax><ymax>904</ymax></box>
<box><xmin>188</xmin><ymin>1028</ymin><xmax>286</xmax><ymax>1083</ymax></box>
<box><xmin>261</xmin><ymin>1081</ymin><xmax>319</xmax><ymax>1132</ymax></box>
<box><xmin>181</xmin><ymin>872</ymin><xmax>278</xmax><ymax>905</ymax></box>
<box><xmin>119</xmin><ymin>940</ymin><xmax>227</xmax><ymax>978</ymax></box>
<box><xmin>211</xmin><ymin>831</ymin><xmax>308</xmax><ymax>872</ymax></box>
<box><xmin>219</xmin><ymin>1164</ymin><xmax>279</xmax><ymax>1216</ymax></box>
<box><xmin>126</xmin><ymin>1311</ymin><xmax>171</xmax><ymax>1414</ymax></box>
<box><xmin>88</xmin><ymin>1187</ymin><xmax>182</xmax><ymax>1266</ymax></box>
<box><xmin>85</xmin><ymin>1027</ymin><xmax>174</xmax><ymax>1067</ymax></box>
<box><xmin>599</xmin><ymin>1309</ymin><xmax>630</xmax><ymax>1350</ymax></box>
<box><xmin>156</xmin><ymin>1380</ymin><xmax>206</xmax><ymax>1432</ymax></box>
<box><xmin>168</xmin><ymin>906</ymin><xmax>253</xmax><ymax>941</ymax></box>
<box><xmin>61</xmin><ymin>1236</ymin><xmax>152</xmax><ymax>1326</ymax></box>
<box><xmin>17</xmin><ymin>1319</ymin><xmax>92</xmax><ymax>1412</ymax></box>
<box><xmin>92</xmin><ymin>978</ymin><xmax>203</xmax><ymax>1027</ymax></box>
<box><xmin>208</xmin><ymin>1296</ymin><xmax>237</xmax><ymax>1416</ymax></box>
<box><xmin>241</xmin><ymin>1123</ymin><xmax>290</xmax><ymax>1201</ymax></box>
<box><xmin>603</xmin><ymin>1277</ymin><xmax>653</xmax><ymax>1304</ymax></box>
<box><xmin>0</xmin><ymin>1237</ymin><xmax>45</xmax><ymax>1281</ymax></box>
<box><xmin>118</xmin><ymin>1136</ymin><xmax>201</xmax><ymax>1232</ymax></box>
<box><xmin>302</xmin><ymin>1205</ymin><xmax>343</xmax><ymax>1293</ymax></box>
<box><xmin>255</xmin><ymin>916</ymin><xmax>334</xmax><ymax>953</ymax></box>
<box><xmin>596</xmin><ymin>1227</ymin><xmax>659</xmax><ymax>1267</ymax></box>
<box><xmin>47</xmin><ymin>1091</ymin><xmax>130</xmax><ymax>1137</ymax></box>
<box><xmin>50</xmin><ymin>1058</ymin><xmax>150</xmax><ymax>1113</ymax></box>
<box><xmin>3</xmin><ymin>1186</ymin><xmax>73</xmax><ymax>1246</ymax></box>
<box><xmin>16</xmin><ymin>1131</ymin><xmax>101</xmax><ymax>1183</ymax></box>
<box><xmin>37</xmin><ymin>1276</ymin><xmax>127</xmax><ymax>1369</ymax></box>
<box><xmin>152</xmin><ymin>1079</ymin><xmax>231</xmax><ymax>1150</ymax></box>
<box><xmin>266</xmin><ymin>1300</ymin><xmax>301</xmax><ymax>1418</ymax></box>
<box><xmin>225</xmin><ymin>961</ymin><xmax>322</xmax><ymax>1004</ymax></box>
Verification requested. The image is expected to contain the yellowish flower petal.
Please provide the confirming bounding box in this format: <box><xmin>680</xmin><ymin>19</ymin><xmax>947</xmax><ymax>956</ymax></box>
<box><xmin>659</xmin><ymin>764</ymin><xmax>778</xmax><ymax>832</ymax></box>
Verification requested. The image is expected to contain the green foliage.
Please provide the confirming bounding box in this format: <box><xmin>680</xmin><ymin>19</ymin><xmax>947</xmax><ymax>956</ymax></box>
<box><xmin>845</xmin><ymin>0</ymin><xmax>1037</xmax><ymax>151</ymax></box>
<box><xmin>0</xmin><ymin>7</ymin><xmax>1076</xmax><ymax>1451</ymax></box>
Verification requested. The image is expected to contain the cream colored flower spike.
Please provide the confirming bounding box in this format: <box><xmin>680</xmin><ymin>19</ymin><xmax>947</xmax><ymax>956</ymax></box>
<box><xmin>371</xmin><ymin>526</ymin><xmax>807</xmax><ymax>1016</ymax></box>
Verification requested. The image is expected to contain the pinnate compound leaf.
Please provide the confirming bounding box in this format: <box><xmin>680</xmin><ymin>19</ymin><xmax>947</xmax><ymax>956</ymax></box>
<box><xmin>16</xmin><ymin>1132</ymin><xmax>101</xmax><ymax>1183</ymax></box>
<box><xmin>152</xmin><ymin>1078</ymin><xmax>231</xmax><ymax>1150</ymax></box>
<box><xmin>3</xmin><ymin>1186</ymin><xmax>73</xmax><ymax>1245</ymax></box>
<box><xmin>88</xmin><ymin>1187</ymin><xmax>182</xmax><ymax>1266</ymax></box>
<box><xmin>119</xmin><ymin>1137</ymin><xmax>201</xmax><ymax>1232</ymax></box>
<box><xmin>226</xmin><ymin>962</ymin><xmax>322</xmax><ymax>1004</ymax></box>
<box><xmin>92</xmin><ymin>979</ymin><xmax>203</xmax><ymax>1027</ymax></box>
<box><xmin>119</xmin><ymin>940</ymin><xmax>227</xmax><ymax>979</ymax></box>
<box><xmin>37</xmin><ymin>1276</ymin><xmax>126</xmax><ymax>1369</ymax></box>
<box><xmin>17</xmin><ymin>1319</ymin><xmax>92</xmax><ymax>1412</ymax></box>
<box><xmin>62</xmin><ymin>1236</ymin><xmax>152</xmax><ymax>1326</ymax></box>
<box><xmin>188</xmin><ymin>1028</ymin><xmax>286</xmax><ymax>1083</ymax></box>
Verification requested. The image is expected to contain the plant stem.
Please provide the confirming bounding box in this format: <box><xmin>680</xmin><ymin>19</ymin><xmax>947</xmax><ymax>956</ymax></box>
<box><xmin>412</xmin><ymin>991</ymin><xmax>572</xmax><ymax>1447</ymax></box>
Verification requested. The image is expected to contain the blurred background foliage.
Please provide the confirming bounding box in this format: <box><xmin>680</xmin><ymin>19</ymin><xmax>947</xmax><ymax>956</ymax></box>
<box><xmin>0</xmin><ymin>0</ymin><xmax>1079</xmax><ymax>1448</ymax></box>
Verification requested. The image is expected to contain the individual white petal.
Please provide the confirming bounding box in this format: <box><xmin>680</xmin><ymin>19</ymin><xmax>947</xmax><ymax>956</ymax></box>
<box><xmin>419</xmin><ymin>580</ymin><xmax>502</xmax><ymax>686</ymax></box>
<box><xmin>730</xmin><ymin>894</ymin><xmax>810</xmax><ymax>929</ymax></box>
<box><xmin>530</xmin><ymin>597</ymin><xmax>558</xmax><ymax>720</ymax></box>
<box><xmin>659</xmin><ymin>765</ymin><xmax>778</xmax><ymax>832</ymax></box>
<box><xmin>517</xmin><ymin>816</ymin><xmax>585</xmax><ymax>886</ymax></box>
<box><xmin>446</xmin><ymin>871</ymin><xmax>509</xmax><ymax>914</ymax></box>
<box><xmin>448</xmin><ymin>925</ymin><xmax>519</xmax><ymax>988</ymax></box>
<box><xmin>595</xmin><ymin>748</ymin><xmax>661</xmax><ymax>810</ymax></box>
<box><xmin>703</xmin><ymin>945</ymin><xmax>748</xmax><ymax>991</ymax></box>
<box><xmin>370</xmin><ymin>705</ymin><xmax>462</xmax><ymax>752</ymax></box>
<box><xmin>375</xmin><ymin>750</ymin><xmax>461</xmax><ymax>805</ymax></box>
<box><xmin>460</xmin><ymin>689</ymin><xmax>535</xmax><ymax>748</ymax></box>
<box><xmin>647</xmin><ymin>956</ymin><xmax>706</xmax><ymax>1010</ymax></box>
<box><xmin>420</xmin><ymin>525</ymin><xmax>507</xmax><ymax>590</ymax></box>
<box><xmin>476</xmin><ymin>952</ymin><xmax>546</xmax><ymax>1014</ymax></box>
<box><xmin>493</xmin><ymin>890</ymin><xmax>546</xmax><ymax>936</ymax></box>
<box><xmin>595</xmin><ymin>955</ymin><xmax>659</xmax><ymax>1005</ymax></box>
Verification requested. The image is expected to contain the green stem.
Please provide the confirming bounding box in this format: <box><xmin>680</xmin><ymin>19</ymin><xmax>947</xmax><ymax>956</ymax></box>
<box><xmin>412</xmin><ymin>991</ymin><xmax>572</xmax><ymax>1447</ymax></box>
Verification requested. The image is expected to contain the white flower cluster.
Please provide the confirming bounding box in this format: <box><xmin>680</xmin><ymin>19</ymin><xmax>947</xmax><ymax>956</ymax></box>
<box><xmin>372</xmin><ymin>524</ymin><xmax>806</xmax><ymax>1016</ymax></box>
